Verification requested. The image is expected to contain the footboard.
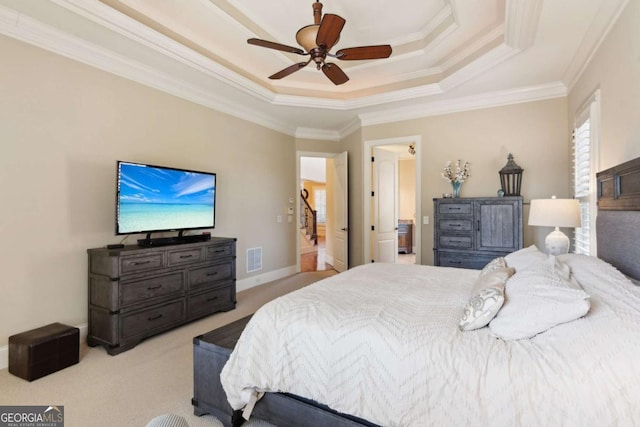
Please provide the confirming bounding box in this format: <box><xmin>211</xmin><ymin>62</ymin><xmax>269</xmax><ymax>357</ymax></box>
<box><xmin>192</xmin><ymin>315</ymin><xmax>379</xmax><ymax>427</ymax></box>
<box><xmin>192</xmin><ymin>316</ymin><xmax>251</xmax><ymax>427</ymax></box>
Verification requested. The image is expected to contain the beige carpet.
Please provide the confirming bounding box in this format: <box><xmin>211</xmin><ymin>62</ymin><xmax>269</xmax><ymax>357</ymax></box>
<box><xmin>0</xmin><ymin>270</ymin><xmax>336</xmax><ymax>426</ymax></box>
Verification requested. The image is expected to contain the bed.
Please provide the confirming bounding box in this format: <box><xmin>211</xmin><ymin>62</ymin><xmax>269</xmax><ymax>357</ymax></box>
<box><xmin>195</xmin><ymin>157</ymin><xmax>640</xmax><ymax>426</ymax></box>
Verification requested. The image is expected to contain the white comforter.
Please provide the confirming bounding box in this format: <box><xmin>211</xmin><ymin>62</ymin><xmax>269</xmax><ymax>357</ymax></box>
<box><xmin>220</xmin><ymin>257</ymin><xmax>640</xmax><ymax>426</ymax></box>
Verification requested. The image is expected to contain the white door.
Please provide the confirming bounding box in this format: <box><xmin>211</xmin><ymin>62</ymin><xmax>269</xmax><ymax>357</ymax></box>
<box><xmin>332</xmin><ymin>151</ymin><xmax>348</xmax><ymax>272</ymax></box>
<box><xmin>372</xmin><ymin>147</ymin><xmax>398</xmax><ymax>263</ymax></box>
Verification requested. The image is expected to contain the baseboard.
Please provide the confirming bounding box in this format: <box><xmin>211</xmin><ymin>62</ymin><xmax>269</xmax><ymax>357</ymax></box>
<box><xmin>1</xmin><ymin>323</ymin><xmax>88</xmax><ymax>371</ymax></box>
<box><xmin>236</xmin><ymin>265</ymin><xmax>297</xmax><ymax>293</ymax></box>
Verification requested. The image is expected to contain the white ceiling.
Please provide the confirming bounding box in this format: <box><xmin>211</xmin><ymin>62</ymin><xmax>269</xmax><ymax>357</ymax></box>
<box><xmin>0</xmin><ymin>0</ymin><xmax>627</xmax><ymax>139</ymax></box>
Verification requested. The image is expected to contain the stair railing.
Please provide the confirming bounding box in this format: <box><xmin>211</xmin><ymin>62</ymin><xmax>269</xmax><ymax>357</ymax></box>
<box><xmin>300</xmin><ymin>190</ymin><xmax>318</xmax><ymax>245</ymax></box>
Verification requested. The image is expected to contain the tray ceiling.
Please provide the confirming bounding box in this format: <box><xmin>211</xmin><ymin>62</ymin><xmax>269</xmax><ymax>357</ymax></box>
<box><xmin>0</xmin><ymin>0</ymin><xmax>627</xmax><ymax>138</ymax></box>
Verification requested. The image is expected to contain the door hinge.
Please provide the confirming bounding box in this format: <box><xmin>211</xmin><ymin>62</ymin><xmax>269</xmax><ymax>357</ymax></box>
<box><xmin>371</xmin><ymin>225</ymin><xmax>375</xmax><ymax>231</ymax></box>
<box><xmin>371</xmin><ymin>156</ymin><xmax>375</xmax><ymax>162</ymax></box>
<box><xmin>371</xmin><ymin>191</ymin><xmax>375</xmax><ymax>197</ymax></box>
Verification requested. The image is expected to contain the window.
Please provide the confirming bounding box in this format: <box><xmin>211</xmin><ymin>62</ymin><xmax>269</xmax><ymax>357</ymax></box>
<box><xmin>314</xmin><ymin>188</ymin><xmax>327</xmax><ymax>223</ymax></box>
<box><xmin>572</xmin><ymin>90</ymin><xmax>600</xmax><ymax>255</ymax></box>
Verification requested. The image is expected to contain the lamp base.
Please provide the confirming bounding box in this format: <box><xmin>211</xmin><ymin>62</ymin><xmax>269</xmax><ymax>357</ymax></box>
<box><xmin>544</xmin><ymin>227</ymin><xmax>570</xmax><ymax>255</ymax></box>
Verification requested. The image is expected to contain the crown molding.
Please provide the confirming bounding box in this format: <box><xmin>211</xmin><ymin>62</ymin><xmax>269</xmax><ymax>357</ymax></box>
<box><xmin>50</xmin><ymin>0</ymin><xmax>277</xmax><ymax>103</ymax></box>
<box><xmin>295</xmin><ymin>127</ymin><xmax>341</xmax><ymax>141</ymax></box>
<box><xmin>0</xmin><ymin>2</ymin><xmax>297</xmax><ymax>136</ymax></box>
<box><xmin>359</xmin><ymin>82</ymin><xmax>568</xmax><ymax>127</ymax></box>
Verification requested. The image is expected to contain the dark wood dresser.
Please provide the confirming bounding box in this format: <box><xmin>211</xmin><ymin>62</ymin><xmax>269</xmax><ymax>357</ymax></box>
<box><xmin>397</xmin><ymin>220</ymin><xmax>414</xmax><ymax>254</ymax></box>
<box><xmin>433</xmin><ymin>197</ymin><xmax>522</xmax><ymax>269</ymax></box>
<box><xmin>87</xmin><ymin>237</ymin><xmax>236</xmax><ymax>355</ymax></box>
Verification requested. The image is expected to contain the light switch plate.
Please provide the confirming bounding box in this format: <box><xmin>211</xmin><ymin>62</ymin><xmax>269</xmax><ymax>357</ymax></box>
<box><xmin>423</xmin><ymin>215</ymin><xmax>429</xmax><ymax>225</ymax></box>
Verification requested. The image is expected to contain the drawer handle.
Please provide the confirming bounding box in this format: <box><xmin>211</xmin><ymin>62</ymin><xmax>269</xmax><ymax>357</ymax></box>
<box><xmin>180</xmin><ymin>254</ymin><xmax>193</xmax><ymax>259</ymax></box>
<box><xmin>148</xmin><ymin>314</ymin><xmax>163</xmax><ymax>321</ymax></box>
<box><xmin>448</xmin><ymin>261</ymin><xmax>462</xmax><ymax>265</ymax></box>
<box><xmin>448</xmin><ymin>224</ymin><xmax>462</xmax><ymax>227</ymax></box>
<box><xmin>214</xmin><ymin>249</ymin><xmax>225</xmax><ymax>253</ymax></box>
<box><xmin>206</xmin><ymin>272</ymin><xmax>219</xmax><ymax>277</ymax></box>
<box><xmin>132</xmin><ymin>260</ymin><xmax>151</xmax><ymax>266</ymax></box>
<box><xmin>147</xmin><ymin>285</ymin><xmax>162</xmax><ymax>290</ymax></box>
<box><xmin>206</xmin><ymin>296</ymin><xmax>219</xmax><ymax>302</ymax></box>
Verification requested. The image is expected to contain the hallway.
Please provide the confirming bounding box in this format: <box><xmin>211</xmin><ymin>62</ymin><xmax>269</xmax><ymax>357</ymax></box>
<box><xmin>301</xmin><ymin>235</ymin><xmax>333</xmax><ymax>272</ymax></box>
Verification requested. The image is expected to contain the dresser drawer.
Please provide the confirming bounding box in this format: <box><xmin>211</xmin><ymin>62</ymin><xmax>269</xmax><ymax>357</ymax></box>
<box><xmin>207</xmin><ymin>243</ymin><xmax>234</xmax><ymax>259</ymax></box>
<box><xmin>438</xmin><ymin>219</ymin><xmax>473</xmax><ymax>232</ymax></box>
<box><xmin>190</xmin><ymin>262</ymin><xmax>233</xmax><ymax>290</ymax></box>
<box><xmin>438</xmin><ymin>202</ymin><xmax>472</xmax><ymax>215</ymax></box>
<box><xmin>439</xmin><ymin>235</ymin><xmax>473</xmax><ymax>250</ymax></box>
<box><xmin>438</xmin><ymin>252</ymin><xmax>496</xmax><ymax>270</ymax></box>
<box><xmin>120</xmin><ymin>300</ymin><xmax>186</xmax><ymax>340</ymax></box>
<box><xmin>188</xmin><ymin>286</ymin><xmax>234</xmax><ymax>319</ymax></box>
<box><xmin>168</xmin><ymin>248</ymin><xmax>203</xmax><ymax>266</ymax></box>
<box><xmin>120</xmin><ymin>271</ymin><xmax>184</xmax><ymax>307</ymax></box>
<box><xmin>120</xmin><ymin>253</ymin><xmax>164</xmax><ymax>274</ymax></box>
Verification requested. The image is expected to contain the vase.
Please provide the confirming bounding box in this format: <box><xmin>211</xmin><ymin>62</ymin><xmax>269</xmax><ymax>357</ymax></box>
<box><xmin>451</xmin><ymin>182</ymin><xmax>462</xmax><ymax>198</ymax></box>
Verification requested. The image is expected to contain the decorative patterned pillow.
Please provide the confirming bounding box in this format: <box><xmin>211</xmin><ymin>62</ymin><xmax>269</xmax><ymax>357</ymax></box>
<box><xmin>489</xmin><ymin>257</ymin><xmax>591</xmax><ymax>340</ymax></box>
<box><xmin>459</xmin><ymin>267</ymin><xmax>515</xmax><ymax>331</ymax></box>
<box><xmin>479</xmin><ymin>257</ymin><xmax>507</xmax><ymax>276</ymax></box>
<box><xmin>504</xmin><ymin>244</ymin><xmax>548</xmax><ymax>271</ymax></box>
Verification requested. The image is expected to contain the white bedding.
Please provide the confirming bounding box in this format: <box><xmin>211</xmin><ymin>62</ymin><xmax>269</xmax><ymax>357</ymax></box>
<box><xmin>220</xmin><ymin>257</ymin><xmax>640</xmax><ymax>426</ymax></box>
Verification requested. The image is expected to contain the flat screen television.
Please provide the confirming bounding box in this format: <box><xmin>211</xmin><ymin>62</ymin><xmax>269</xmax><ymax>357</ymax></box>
<box><xmin>116</xmin><ymin>161</ymin><xmax>216</xmax><ymax>241</ymax></box>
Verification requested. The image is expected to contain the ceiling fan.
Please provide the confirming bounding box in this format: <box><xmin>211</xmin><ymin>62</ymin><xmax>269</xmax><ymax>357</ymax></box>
<box><xmin>247</xmin><ymin>1</ymin><xmax>392</xmax><ymax>85</ymax></box>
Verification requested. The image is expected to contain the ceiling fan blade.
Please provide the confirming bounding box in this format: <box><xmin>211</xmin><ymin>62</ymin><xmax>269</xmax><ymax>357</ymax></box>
<box><xmin>321</xmin><ymin>62</ymin><xmax>349</xmax><ymax>85</ymax></box>
<box><xmin>269</xmin><ymin>61</ymin><xmax>311</xmax><ymax>80</ymax></box>
<box><xmin>336</xmin><ymin>45</ymin><xmax>392</xmax><ymax>60</ymax></box>
<box><xmin>316</xmin><ymin>14</ymin><xmax>345</xmax><ymax>50</ymax></box>
<box><xmin>248</xmin><ymin>38</ymin><xmax>306</xmax><ymax>55</ymax></box>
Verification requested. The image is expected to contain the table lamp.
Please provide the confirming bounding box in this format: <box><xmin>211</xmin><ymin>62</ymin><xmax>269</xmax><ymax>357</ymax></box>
<box><xmin>528</xmin><ymin>196</ymin><xmax>582</xmax><ymax>255</ymax></box>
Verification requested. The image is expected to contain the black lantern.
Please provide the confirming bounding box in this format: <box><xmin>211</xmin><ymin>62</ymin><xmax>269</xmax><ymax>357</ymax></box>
<box><xmin>499</xmin><ymin>153</ymin><xmax>523</xmax><ymax>196</ymax></box>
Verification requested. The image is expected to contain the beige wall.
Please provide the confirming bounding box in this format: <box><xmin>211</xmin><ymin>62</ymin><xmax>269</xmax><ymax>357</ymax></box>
<box><xmin>361</xmin><ymin>98</ymin><xmax>570</xmax><ymax>265</ymax></box>
<box><xmin>568</xmin><ymin>0</ymin><xmax>640</xmax><ymax>170</ymax></box>
<box><xmin>398</xmin><ymin>159</ymin><xmax>416</xmax><ymax>221</ymax></box>
<box><xmin>0</xmin><ymin>35</ymin><xmax>297</xmax><ymax>346</ymax></box>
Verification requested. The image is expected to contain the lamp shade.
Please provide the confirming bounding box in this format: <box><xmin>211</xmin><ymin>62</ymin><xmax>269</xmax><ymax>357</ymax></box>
<box><xmin>528</xmin><ymin>197</ymin><xmax>582</xmax><ymax>228</ymax></box>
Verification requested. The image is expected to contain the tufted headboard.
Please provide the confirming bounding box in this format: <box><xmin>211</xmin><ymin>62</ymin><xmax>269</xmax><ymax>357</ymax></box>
<box><xmin>596</xmin><ymin>156</ymin><xmax>640</xmax><ymax>281</ymax></box>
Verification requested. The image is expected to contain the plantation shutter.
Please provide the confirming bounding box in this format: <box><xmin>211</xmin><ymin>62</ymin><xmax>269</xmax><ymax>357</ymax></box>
<box><xmin>572</xmin><ymin>90</ymin><xmax>600</xmax><ymax>255</ymax></box>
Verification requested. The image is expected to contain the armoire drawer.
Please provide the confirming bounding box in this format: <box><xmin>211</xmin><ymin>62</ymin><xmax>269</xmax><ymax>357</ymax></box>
<box><xmin>438</xmin><ymin>235</ymin><xmax>473</xmax><ymax>250</ymax></box>
<box><xmin>437</xmin><ymin>202</ymin><xmax>473</xmax><ymax>215</ymax></box>
<box><xmin>438</xmin><ymin>252</ymin><xmax>495</xmax><ymax>270</ymax></box>
<box><xmin>438</xmin><ymin>219</ymin><xmax>473</xmax><ymax>232</ymax></box>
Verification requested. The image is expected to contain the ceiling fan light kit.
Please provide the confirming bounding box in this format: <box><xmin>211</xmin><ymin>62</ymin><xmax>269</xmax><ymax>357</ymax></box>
<box><xmin>247</xmin><ymin>1</ymin><xmax>392</xmax><ymax>85</ymax></box>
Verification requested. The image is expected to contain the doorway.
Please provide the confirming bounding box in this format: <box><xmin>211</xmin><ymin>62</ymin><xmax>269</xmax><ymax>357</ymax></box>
<box><xmin>297</xmin><ymin>152</ymin><xmax>349</xmax><ymax>273</ymax></box>
<box><xmin>364</xmin><ymin>136</ymin><xmax>422</xmax><ymax>264</ymax></box>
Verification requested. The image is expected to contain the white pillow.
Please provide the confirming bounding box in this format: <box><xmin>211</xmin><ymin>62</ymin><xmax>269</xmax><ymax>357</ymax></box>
<box><xmin>504</xmin><ymin>245</ymin><xmax>548</xmax><ymax>272</ymax></box>
<box><xmin>489</xmin><ymin>257</ymin><xmax>590</xmax><ymax>340</ymax></box>
<box><xmin>459</xmin><ymin>267</ymin><xmax>515</xmax><ymax>331</ymax></box>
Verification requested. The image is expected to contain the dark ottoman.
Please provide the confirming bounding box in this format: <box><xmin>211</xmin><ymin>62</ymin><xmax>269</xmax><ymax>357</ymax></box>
<box><xmin>9</xmin><ymin>323</ymin><xmax>79</xmax><ymax>381</ymax></box>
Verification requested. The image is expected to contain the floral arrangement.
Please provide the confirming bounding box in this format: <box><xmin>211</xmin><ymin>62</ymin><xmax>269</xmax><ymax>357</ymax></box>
<box><xmin>441</xmin><ymin>159</ymin><xmax>470</xmax><ymax>183</ymax></box>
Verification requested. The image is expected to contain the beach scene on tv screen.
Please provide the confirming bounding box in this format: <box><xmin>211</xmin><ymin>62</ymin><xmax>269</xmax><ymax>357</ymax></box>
<box><xmin>118</xmin><ymin>163</ymin><xmax>215</xmax><ymax>233</ymax></box>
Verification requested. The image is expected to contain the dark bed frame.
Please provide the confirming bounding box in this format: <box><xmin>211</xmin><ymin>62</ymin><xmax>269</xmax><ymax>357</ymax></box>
<box><xmin>192</xmin><ymin>156</ymin><xmax>640</xmax><ymax>427</ymax></box>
